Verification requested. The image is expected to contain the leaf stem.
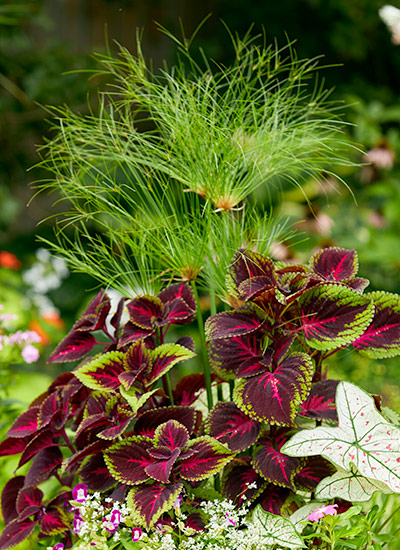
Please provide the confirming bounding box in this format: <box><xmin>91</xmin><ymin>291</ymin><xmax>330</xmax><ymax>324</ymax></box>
<box><xmin>191</xmin><ymin>281</ymin><xmax>213</xmax><ymax>410</ymax></box>
<box><xmin>60</xmin><ymin>427</ymin><xmax>76</xmax><ymax>455</ymax></box>
<box><xmin>163</xmin><ymin>372</ymin><xmax>175</xmax><ymax>405</ymax></box>
<box><xmin>210</xmin><ymin>288</ymin><xmax>224</xmax><ymax>403</ymax></box>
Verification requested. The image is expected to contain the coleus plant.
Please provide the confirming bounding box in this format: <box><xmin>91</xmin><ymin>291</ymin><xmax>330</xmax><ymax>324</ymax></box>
<box><xmin>1</xmin><ymin>247</ymin><xmax>400</xmax><ymax>549</ymax></box>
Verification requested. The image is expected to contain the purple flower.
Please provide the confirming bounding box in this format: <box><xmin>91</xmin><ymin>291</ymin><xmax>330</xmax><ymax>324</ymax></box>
<box><xmin>21</xmin><ymin>344</ymin><xmax>39</xmax><ymax>364</ymax></box>
<box><xmin>72</xmin><ymin>483</ymin><xmax>88</xmax><ymax>503</ymax></box>
<box><xmin>132</xmin><ymin>527</ymin><xmax>143</xmax><ymax>542</ymax></box>
<box><xmin>224</xmin><ymin>512</ymin><xmax>236</xmax><ymax>527</ymax></box>
<box><xmin>73</xmin><ymin>515</ymin><xmax>85</xmax><ymax>534</ymax></box>
<box><xmin>102</xmin><ymin>509</ymin><xmax>122</xmax><ymax>533</ymax></box>
<box><xmin>308</xmin><ymin>504</ymin><xmax>338</xmax><ymax>522</ymax></box>
<box><xmin>53</xmin><ymin>544</ymin><xmax>64</xmax><ymax>550</ymax></box>
<box><xmin>173</xmin><ymin>494</ymin><xmax>182</xmax><ymax>509</ymax></box>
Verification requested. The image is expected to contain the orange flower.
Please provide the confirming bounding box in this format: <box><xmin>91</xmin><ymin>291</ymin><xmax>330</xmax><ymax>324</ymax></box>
<box><xmin>0</xmin><ymin>251</ymin><xmax>22</xmax><ymax>270</ymax></box>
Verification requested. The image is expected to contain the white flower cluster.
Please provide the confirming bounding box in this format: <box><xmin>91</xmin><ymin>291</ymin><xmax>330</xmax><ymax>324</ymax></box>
<box><xmin>379</xmin><ymin>5</ymin><xmax>400</xmax><ymax>44</ymax></box>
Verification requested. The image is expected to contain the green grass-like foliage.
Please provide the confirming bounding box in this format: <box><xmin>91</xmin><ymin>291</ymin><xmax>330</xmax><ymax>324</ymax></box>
<box><xmin>37</xmin><ymin>26</ymin><xmax>352</xmax><ymax>299</ymax></box>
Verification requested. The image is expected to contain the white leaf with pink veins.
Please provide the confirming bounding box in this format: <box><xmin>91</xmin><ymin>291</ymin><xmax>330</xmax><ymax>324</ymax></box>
<box><xmin>281</xmin><ymin>381</ymin><xmax>400</xmax><ymax>493</ymax></box>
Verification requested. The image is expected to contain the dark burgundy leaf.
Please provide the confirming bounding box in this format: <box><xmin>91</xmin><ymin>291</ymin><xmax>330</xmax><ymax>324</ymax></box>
<box><xmin>134</xmin><ymin>406</ymin><xmax>197</xmax><ymax>437</ymax></box>
<box><xmin>0</xmin><ymin>436</ymin><xmax>29</xmax><ymax>457</ymax></box>
<box><xmin>39</xmin><ymin>506</ymin><xmax>69</xmax><ymax>535</ymax></box>
<box><xmin>206</xmin><ymin>402</ymin><xmax>260</xmax><ymax>452</ymax></box>
<box><xmin>222</xmin><ymin>459</ymin><xmax>264</xmax><ymax>505</ymax></box>
<box><xmin>154</xmin><ymin>420</ymin><xmax>189</xmax><ymax>450</ymax></box>
<box><xmin>127</xmin><ymin>483</ymin><xmax>183</xmax><ymax>528</ymax></box>
<box><xmin>1</xmin><ymin>477</ymin><xmax>25</xmax><ymax>525</ymax></box>
<box><xmin>16</xmin><ymin>487</ymin><xmax>43</xmax><ymax>516</ymax></box>
<box><xmin>145</xmin><ymin>447</ymin><xmax>181</xmax><ymax>482</ymax></box>
<box><xmin>0</xmin><ymin>518</ymin><xmax>35</xmax><ymax>550</ymax></box>
<box><xmin>257</xmin><ymin>484</ymin><xmax>293</xmax><ymax>515</ymax></box>
<box><xmin>110</xmin><ymin>297</ymin><xmax>126</xmax><ymax>331</ymax></box>
<box><xmin>294</xmin><ymin>456</ymin><xmax>335</xmax><ymax>491</ymax></box>
<box><xmin>310</xmin><ymin>247</ymin><xmax>358</xmax><ymax>282</ymax></box>
<box><xmin>185</xmin><ymin>513</ymin><xmax>205</xmax><ymax>531</ymax></box>
<box><xmin>7</xmin><ymin>408</ymin><xmax>40</xmax><ymax>438</ymax></box>
<box><xmin>299</xmin><ymin>380</ymin><xmax>339</xmax><ymax>422</ymax></box>
<box><xmin>38</xmin><ymin>392</ymin><xmax>67</xmax><ymax>429</ymax></box>
<box><xmin>227</xmin><ymin>249</ymin><xmax>277</xmax><ymax>297</ymax></box>
<box><xmin>175</xmin><ymin>336</ymin><xmax>195</xmax><ymax>352</ymax></box>
<box><xmin>352</xmin><ymin>291</ymin><xmax>400</xmax><ymax>358</ymax></box>
<box><xmin>205</xmin><ymin>304</ymin><xmax>266</xmax><ymax>340</ymax></box>
<box><xmin>73</xmin><ymin>413</ymin><xmax>109</xmax><ymax>442</ymax></box>
<box><xmin>104</xmin><ymin>436</ymin><xmax>153</xmax><ymax>485</ymax></box>
<box><xmin>234</xmin><ymin>353</ymin><xmax>313</xmax><ymax>425</ymax></box>
<box><xmin>74</xmin><ymin>289</ymin><xmax>111</xmax><ymax>332</ymax></box>
<box><xmin>345</xmin><ymin>277</ymin><xmax>370</xmax><ymax>293</ymax></box>
<box><xmin>252</xmin><ymin>439</ymin><xmax>303</xmax><ymax>489</ymax></box>
<box><xmin>98</xmin><ymin>417</ymin><xmax>133</xmax><ymax>440</ymax></box>
<box><xmin>126</xmin><ymin>296</ymin><xmax>163</xmax><ymax>329</ymax></box>
<box><xmin>120</xmin><ymin>340</ymin><xmax>151</xmax><ymax>390</ymax></box>
<box><xmin>24</xmin><ymin>447</ymin><xmax>63</xmax><ymax>487</ymax></box>
<box><xmin>74</xmin><ymin>351</ymin><xmax>126</xmax><ymax>391</ymax></box>
<box><xmin>208</xmin><ymin>332</ymin><xmax>264</xmax><ymax>380</ymax></box>
<box><xmin>180</xmin><ymin>437</ymin><xmax>234</xmax><ymax>481</ymax></box>
<box><xmin>118</xmin><ymin>321</ymin><xmax>153</xmax><ymax>347</ymax></box>
<box><xmin>64</xmin><ymin>440</ymin><xmax>110</xmax><ymax>470</ymax></box>
<box><xmin>18</xmin><ymin>430</ymin><xmax>60</xmax><ymax>470</ymax></box>
<box><xmin>237</xmin><ymin>276</ymin><xmax>276</xmax><ymax>302</ymax></box>
<box><xmin>173</xmin><ymin>374</ymin><xmax>208</xmax><ymax>406</ymax></box>
<box><xmin>80</xmin><ymin>454</ymin><xmax>116</xmax><ymax>491</ymax></box>
<box><xmin>295</xmin><ymin>284</ymin><xmax>374</xmax><ymax>351</ymax></box>
<box><xmin>159</xmin><ymin>297</ymin><xmax>195</xmax><ymax>327</ymax></box>
<box><xmin>47</xmin><ymin>330</ymin><xmax>96</xmax><ymax>363</ymax></box>
<box><xmin>158</xmin><ymin>283</ymin><xmax>196</xmax><ymax>312</ymax></box>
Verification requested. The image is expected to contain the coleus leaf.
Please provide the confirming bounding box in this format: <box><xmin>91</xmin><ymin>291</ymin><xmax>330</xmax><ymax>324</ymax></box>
<box><xmin>120</xmin><ymin>387</ymin><xmax>158</xmax><ymax>415</ymax></box>
<box><xmin>147</xmin><ymin>344</ymin><xmax>195</xmax><ymax>385</ymax></box>
<box><xmin>7</xmin><ymin>408</ymin><xmax>40</xmax><ymax>438</ymax></box>
<box><xmin>126</xmin><ymin>296</ymin><xmax>163</xmax><ymax>330</ymax></box>
<box><xmin>352</xmin><ymin>291</ymin><xmax>400</xmax><ymax>358</ymax></box>
<box><xmin>295</xmin><ymin>284</ymin><xmax>374</xmax><ymax>350</ymax></box>
<box><xmin>133</xmin><ymin>406</ymin><xmax>198</xmax><ymax>438</ymax></box>
<box><xmin>127</xmin><ymin>483</ymin><xmax>183</xmax><ymax>529</ymax></box>
<box><xmin>120</xmin><ymin>340</ymin><xmax>151</xmax><ymax>390</ymax></box>
<box><xmin>0</xmin><ymin>518</ymin><xmax>36</xmax><ymax>550</ymax></box>
<box><xmin>74</xmin><ymin>289</ymin><xmax>111</xmax><ymax>332</ymax></box>
<box><xmin>299</xmin><ymin>380</ymin><xmax>339</xmax><ymax>422</ymax></box>
<box><xmin>205</xmin><ymin>304</ymin><xmax>266</xmax><ymax>340</ymax></box>
<box><xmin>160</xmin><ymin>297</ymin><xmax>195</xmax><ymax>327</ymax></box>
<box><xmin>226</xmin><ymin>249</ymin><xmax>277</xmax><ymax>298</ymax></box>
<box><xmin>256</xmin><ymin>485</ymin><xmax>293</xmax><ymax>516</ymax></box>
<box><xmin>16</xmin><ymin>487</ymin><xmax>43</xmax><ymax>516</ymax></box>
<box><xmin>118</xmin><ymin>321</ymin><xmax>153</xmax><ymax>348</ymax></box>
<box><xmin>221</xmin><ymin>458</ymin><xmax>265</xmax><ymax>505</ymax></box>
<box><xmin>158</xmin><ymin>282</ymin><xmax>196</xmax><ymax>320</ymax></box>
<box><xmin>1</xmin><ymin>477</ymin><xmax>25</xmax><ymax>525</ymax></box>
<box><xmin>145</xmin><ymin>447</ymin><xmax>181</xmax><ymax>483</ymax></box>
<box><xmin>233</xmin><ymin>353</ymin><xmax>313</xmax><ymax>425</ymax></box>
<box><xmin>103</xmin><ymin>436</ymin><xmax>153</xmax><ymax>485</ymax></box>
<box><xmin>309</xmin><ymin>247</ymin><xmax>358</xmax><ymax>282</ymax></box>
<box><xmin>47</xmin><ymin>330</ymin><xmax>96</xmax><ymax>363</ymax></box>
<box><xmin>252</xmin><ymin>438</ymin><xmax>303</xmax><ymax>489</ymax></box>
<box><xmin>24</xmin><ymin>447</ymin><xmax>63</xmax><ymax>487</ymax></box>
<box><xmin>208</xmin><ymin>332</ymin><xmax>263</xmax><ymax>380</ymax></box>
<box><xmin>79</xmin><ymin>454</ymin><xmax>116</xmax><ymax>491</ymax></box>
<box><xmin>281</xmin><ymin>381</ymin><xmax>400</xmax><ymax>493</ymax></box>
<box><xmin>251</xmin><ymin>505</ymin><xmax>305</xmax><ymax>549</ymax></box>
<box><xmin>0</xmin><ymin>437</ymin><xmax>30</xmax><ymax>457</ymax></box>
<box><xmin>74</xmin><ymin>351</ymin><xmax>126</xmax><ymax>391</ymax></box>
<box><xmin>173</xmin><ymin>373</ymin><xmax>208</xmax><ymax>405</ymax></box>
<box><xmin>205</xmin><ymin>402</ymin><xmax>260</xmax><ymax>452</ymax></box>
<box><xmin>180</xmin><ymin>436</ymin><xmax>235</xmax><ymax>481</ymax></box>
<box><xmin>39</xmin><ymin>506</ymin><xmax>70</xmax><ymax>535</ymax></box>
<box><xmin>315</xmin><ymin>464</ymin><xmax>392</xmax><ymax>502</ymax></box>
<box><xmin>154</xmin><ymin>420</ymin><xmax>189</xmax><ymax>450</ymax></box>
<box><xmin>294</xmin><ymin>456</ymin><xmax>335</xmax><ymax>491</ymax></box>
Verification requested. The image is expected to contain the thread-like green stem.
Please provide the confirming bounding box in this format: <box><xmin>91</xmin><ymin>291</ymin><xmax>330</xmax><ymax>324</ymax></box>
<box><xmin>163</xmin><ymin>372</ymin><xmax>175</xmax><ymax>405</ymax></box>
<box><xmin>191</xmin><ymin>281</ymin><xmax>213</xmax><ymax>410</ymax></box>
<box><xmin>210</xmin><ymin>288</ymin><xmax>224</xmax><ymax>403</ymax></box>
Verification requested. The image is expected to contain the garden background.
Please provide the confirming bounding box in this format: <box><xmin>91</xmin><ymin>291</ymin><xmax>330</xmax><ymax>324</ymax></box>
<box><xmin>2</xmin><ymin>0</ymin><xmax>400</xmax><ymax>543</ymax></box>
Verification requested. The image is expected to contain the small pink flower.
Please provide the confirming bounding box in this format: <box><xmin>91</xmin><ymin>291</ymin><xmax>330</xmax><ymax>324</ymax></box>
<box><xmin>224</xmin><ymin>512</ymin><xmax>236</xmax><ymax>527</ymax></box>
<box><xmin>21</xmin><ymin>344</ymin><xmax>39</xmax><ymax>364</ymax></box>
<box><xmin>102</xmin><ymin>509</ymin><xmax>122</xmax><ymax>533</ymax></box>
<box><xmin>132</xmin><ymin>527</ymin><xmax>143</xmax><ymax>542</ymax></box>
<box><xmin>73</xmin><ymin>515</ymin><xmax>85</xmax><ymax>534</ymax></box>
<box><xmin>173</xmin><ymin>494</ymin><xmax>182</xmax><ymax>509</ymax></box>
<box><xmin>155</xmin><ymin>521</ymin><xmax>167</xmax><ymax>534</ymax></box>
<box><xmin>72</xmin><ymin>483</ymin><xmax>88</xmax><ymax>503</ymax></box>
<box><xmin>53</xmin><ymin>544</ymin><xmax>64</xmax><ymax>550</ymax></box>
<box><xmin>308</xmin><ymin>504</ymin><xmax>338</xmax><ymax>522</ymax></box>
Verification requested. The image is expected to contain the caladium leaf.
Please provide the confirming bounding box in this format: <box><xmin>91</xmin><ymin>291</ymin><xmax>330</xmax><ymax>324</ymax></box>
<box><xmin>352</xmin><ymin>291</ymin><xmax>400</xmax><ymax>358</ymax></box>
<box><xmin>221</xmin><ymin>459</ymin><xmax>265</xmax><ymax>505</ymax></box>
<box><xmin>309</xmin><ymin>247</ymin><xmax>358</xmax><ymax>282</ymax></box>
<box><xmin>126</xmin><ymin>296</ymin><xmax>163</xmax><ymax>330</ymax></box>
<box><xmin>104</xmin><ymin>436</ymin><xmax>153</xmax><ymax>485</ymax></box>
<box><xmin>0</xmin><ymin>518</ymin><xmax>36</xmax><ymax>550</ymax></box>
<box><xmin>7</xmin><ymin>408</ymin><xmax>39</xmax><ymax>438</ymax></box>
<box><xmin>147</xmin><ymin>344</ymin><xmax>195</xmax><ymax>385</ymax></box>
<box><xmin>295</xmin><ymin>284</ymin><xmax>374</xmax><ymax>350</ymax></box>
<box><xmin>208</xmin><ymin>332</ymin><xmax>264</xmax><ymax>380</ymax></box>
<box><xmin>252</xmin><ymin>439</ymin><xmax>303</xmax><ymax>489</ymax></box>
<box><xmin>74</xmin><ymin>351</ymin><xmax>126</xmax><ymax>391</ymax></box>
<box><xmin>180</xmin><ymin>436</ymin><xmax>235</xmax><ymax>481</ymax></box>
<box><xmin>315</xmin><ymin>464</ymin><xmax>392</xmax><ymax>502</ymax></box>
<box><xmin>281</xmin><ymin>381</ymin><xmax>400</xmax><ymax>493</ymax></box>
<box><xmin>1</xmin><ymin>477</ymin><xmax>25</xmax><ymax>525</ymax></box>
<box><xmin>127</xmin><ymin>483</ymin><xmax>183</xmax><ymax>529</ymax></box>
<box><xmin>299</xmin><ymin>380</ymin><xmax>339</xmax><ymax>422</ymax></box>
<box><xmin>133</xmin><ymin>406</ymin><xmax>197</xmax><ymax>438</ymax></box>
<box><xmin>205</xmin><ymin>402</ymin><xmax>260</xmax><ymax>452</ymax></box>
<box><xmin>205</xmin><ymin>304</ymin><xmax>266</xmax><ymax>340</ymax></box>
<box><xmin>233</xmin><ymin>353</ymin><xmax>313</xmax><ymax>425</ymax></box>
<box><xmin>47</xmin><ymin>330</ymin><xmax>96</xmax><ymax>363</ymax></box>
<box><xmin>251</xmin><ymin>505</ymin><xmax>305</xmax><ymax>549</ymax></box>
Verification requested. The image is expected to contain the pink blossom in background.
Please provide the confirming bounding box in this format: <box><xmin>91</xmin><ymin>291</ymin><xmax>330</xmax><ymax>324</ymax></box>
<box><xmin>21</xmin><ymin>344</ymin><xmax>39</xmax><ymax>363</ymax></box>
<box><xmin>308</xmin><ymin>504</ymin><xmax>338</xmax><ymax>522</ymax></box>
